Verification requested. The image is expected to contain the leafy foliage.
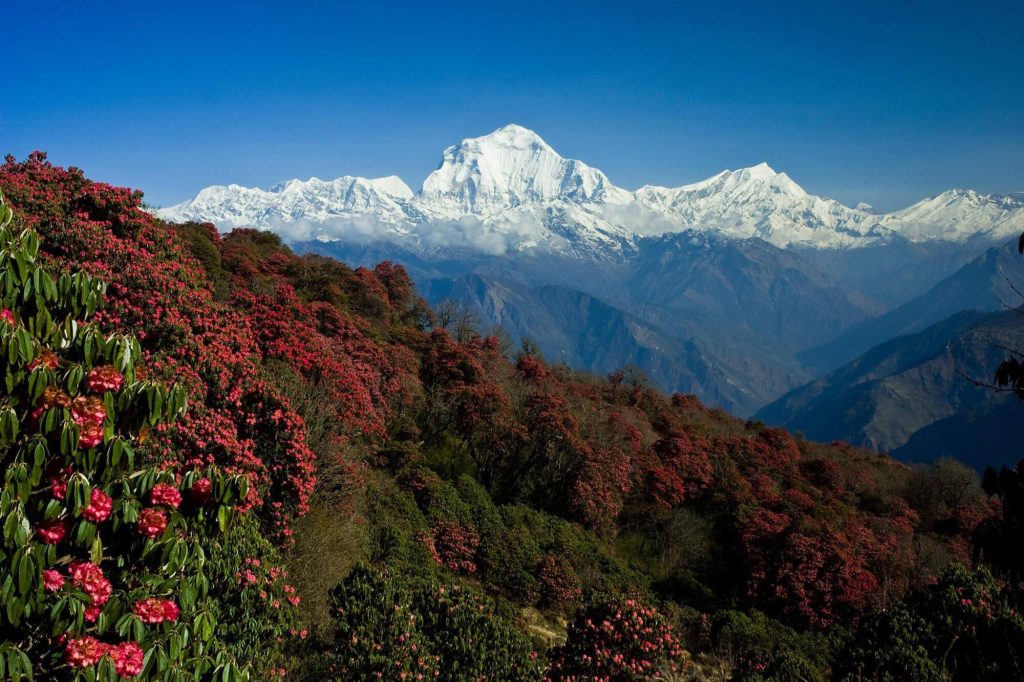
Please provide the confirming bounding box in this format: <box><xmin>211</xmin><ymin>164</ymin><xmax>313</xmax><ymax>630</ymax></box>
<box><xmin>547</xmin><ymin>597</ymin><xmax>691</xmax><ymax>681</ymax></box>
<box><xmin>836</xmin><ymin>564</ymin><xmax>1024</xmax><ymax>681</ymax></box>
<box><xmin>325</xmin><ymin>564</ymin><xmax>543</xmax><ymax>681</ymax></box>
<box><xmin>0</xmin><ymin>194</ymin><xmax>252</xmax><ymax>680</ymax></box>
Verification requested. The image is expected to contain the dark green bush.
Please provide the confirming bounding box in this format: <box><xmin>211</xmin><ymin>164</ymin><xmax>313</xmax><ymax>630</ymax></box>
<box><xmin>836</xmin><ymin>564</ymin><xmax>1024</xmax><ymax>681</ymax></box>
<box><xmin>326</xmin><ymin>564</ymin><xmax>543</xmax><ymax>681</ymax></box>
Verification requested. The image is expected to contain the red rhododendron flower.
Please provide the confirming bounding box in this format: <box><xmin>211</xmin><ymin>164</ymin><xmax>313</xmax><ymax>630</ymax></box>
<box><xmin>78</xmin><ymin>421</ymin><xmax>105</xmax><ymax>449</ymax></box>
<box><xmin>82</xmin><ymin>488</ymin><xmax>113</xmax><ymax>522</ymax></box>
<box><xmin>72</xmin><ymin>396</ymin><xmax>107</xmax><ymax>449</ymax></box>
<box><xmin>41</xmin><ymin>385</ymin><xmax>72</xmax><ymax>409</ymax></box>
<box><xmin>42</xmin><ymin>569</ymin><xmax>65</xmax><ymax>592</ymax></box>
<box><xmin>0</xmin><ymin>308</ymin><xmax>14</xmax><ymax>325</ymax></box>
<box><xmin>134</xmin><ymin>597</ymin><xmax>179</xmax><ymax>623</ymax></box>
<box><xmin>71</xmin><ymin>395</ymin><xmax>107</xmax><ymax>426</ymax></box>
<box><xmin>110</xmin><ymin>641</ymin><xmax>144</xmax><ymax>677</ymax></box>
<box><xmin>84</xmin><ymin>604</ymin><xmax>102</xmax><ymax>622</ymax></box>
<box><xmin>161</xmin><ymin>599</ymin><xmax>181</xmax><ymax>621</ymax></box>
<box><xmin>87</xmin><ymin>365</ymin><xmax>124</xmax><ymax>393</ymax></box>
<box><xmin>70</xmin><ymin>561</ymin><xmax>113</xmax><ymax>605</ymax></box>
<box><xmin>137</xmin><ymin>507</ymin><xmax>167</xmax><ymax>538</ymax></box>
<box><xmin>37</xmin><ymin>518</ymin><xmax>67</xmax><ymax>544</ymax></box>
<box><xmin>49</xmin><ymin>465</ymin><xmax>73</xmax><ymax>499</ymax></box>
<box><xmin>51</xmin><ymin>478</ymin><xmax>67</xmax><ymax>500</ymax></box>
<box><xmin>28</xmin><ymin>350</ymin><xmax>59</xmax><ymax>371</ymax></box>
<box><xmin>65</xmin><ymin>636</ymin><xmax>108</xmax><ymax>667</ymax></box>
<box><xmin>150</xmin><ymin>482</ymin><xmax>182</xmax><ymax>509</ymax></box>
<box><xmin>190</xmin><ymin>477</ymin><xmax>212</xmax><ymax>503</ymax></box>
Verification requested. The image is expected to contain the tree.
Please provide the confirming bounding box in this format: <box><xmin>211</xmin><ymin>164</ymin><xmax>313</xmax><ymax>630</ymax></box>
<box><xmin>547</xmin><ymin>598</ymin><xmax>691</xmax><ymax>681</ymax></box>
<box><xmin>326</xmin><ymin>564</ymin><xmax>542</xmax><ymax>681</ymax></box>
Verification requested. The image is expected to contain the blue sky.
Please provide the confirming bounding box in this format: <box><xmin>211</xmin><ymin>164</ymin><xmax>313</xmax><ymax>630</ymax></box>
<box><xmin>4</xmin><ymin>0</ymin><xmax>1022</xmax><ymax>210</ymax></box>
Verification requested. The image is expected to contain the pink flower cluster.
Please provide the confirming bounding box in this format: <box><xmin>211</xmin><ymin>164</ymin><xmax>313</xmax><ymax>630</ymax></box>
<box><xmin>28</xmin><ymin>350</ymin><xmax>59</xmax><ymax>371</ymax></box>
<box><xmin>137</xmin><ymin>507</ymin><xmax>167</xmax><ymax>538</ymax></box>
<box><xmin>70</xmin><ymin>561</ymin><xmax>113</xmax><ymax>607</ymax></box>
<box><xmin>65</xmin><ymin>637</ymin><xmax>144</xmax><ymax>677</ymax></box>
<box><xmin>37</xmin><ymin>518</ymin><xmax>67</xmax><ymax>544</ymax></box>
<box><xmin>233</xmin><ymin>556</ymin><xmax>301</xmax><ymax>609</ymax></box>
<box><xmin>86</xmin><ymin>364</ymin><xmax>124</xmax><ymax>393</ymax></box>
<box><xmin>82</xmin><ymin>488</ymin><xmax>113</xmax><ymax>522</ymax></box>
<box><xmin>72</xmin><ymin>395</ymin><xmax>107</xmax><ymax>449</ymax></box>
<box><xmin>42</xmin><ymin>569</ymin><xmax>64</xmax><ymax>591</ymax></box>
<box><xmin>190</xmin><ymin>476</ymin><xmax>212</xmax><ymax>503</ymax></box>
<box><xmin>149</xmin><ymin>482</ymin><xmax>182</xmax><ymax>508</ymax></box>
<box><xmin>133</xmin><ymin>597</ymin><xmax>180</xmax><ymax>624</ymax></box>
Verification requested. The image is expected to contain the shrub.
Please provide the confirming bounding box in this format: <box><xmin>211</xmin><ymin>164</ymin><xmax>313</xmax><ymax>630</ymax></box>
<box><xmin>836</xmin><ymin>564</ymin><xmax>1024</xmax><ymax>681</ymax></box>
<box><xmin>547</xmin><ymin>597</ymin><xmax>691</xmax><ymax>681</ymax></box>
<box><xmin>325</xmin><ymin>564</ymin><xmax>440</xmax><ymax>681</ymax></box>
<box><xmin>327</xmin><ymin>564</ymin><xmax>543</xmax><ymax>681</ymax></box>
<box><xmin>698</xmin><ymin>610</ymin><xmax>834</xmax><ymax>682</ymax></box>
<box><xmin>0</xmin><ymin>195</ymin><xmax>252</xmax><ymax>680</ymax></box>
<box><xmin>205</xmin><ymin>513</ymin><xmax>303</xmax><ymax>679</ymax></box>
<box><xmin>411</xmin><ymin>581</ymin><xmax>544</xmax><ymax>681</ymax></box>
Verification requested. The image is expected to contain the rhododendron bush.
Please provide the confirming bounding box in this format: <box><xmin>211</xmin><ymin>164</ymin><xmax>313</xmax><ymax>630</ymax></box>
<box><xmin>0</xmin><ymin>154</ymin><xmax>320</xmax><ymax>543</ymax></box>
<box><xmin>325</xmin><ymin>564</ymin><xmax>544</xmax><ymax>681</ymax></box>
<box><xmin>836</xmin><ymin>564</ymin><xmax>1024</xmax><ymax>681</ymax></box>
<box><xmin>546</xmin><ymin>598</ymin><xmax>691</xmax><ymax>681</ymax></box>
<box><xmin>0</xmin><ymin>196</ymin><xmax>251</xmax><ymax>680</ymax></box>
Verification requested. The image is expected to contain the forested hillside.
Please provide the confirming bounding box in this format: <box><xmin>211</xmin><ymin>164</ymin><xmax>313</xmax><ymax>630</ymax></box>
<box><xmin>1</xmin><ymin>153</ymin><xmax>1022</xmax><ymax>681</ymax></box>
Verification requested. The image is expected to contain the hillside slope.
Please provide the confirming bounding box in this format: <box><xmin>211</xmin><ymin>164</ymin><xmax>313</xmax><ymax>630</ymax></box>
<box><xmin>800</xmin><ymin>239</ymin><xmax>1024</xmax><ymax>373</ymax></box>
<box><xmin>308</xmin><ymin>230</ymin><xmax>878</xmax><ymax>415</ymax></box>
<box><xmin>758</xmin><ymin>308</ymin><xmax>1024</xmax><ymax>468</ymax></box>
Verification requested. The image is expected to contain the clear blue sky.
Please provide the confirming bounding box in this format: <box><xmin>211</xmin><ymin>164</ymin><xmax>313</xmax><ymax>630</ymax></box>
<box><xmin>4</xmin><ymin>0</ymin><xmax>1022</xmax><ymax>210</ymax></box>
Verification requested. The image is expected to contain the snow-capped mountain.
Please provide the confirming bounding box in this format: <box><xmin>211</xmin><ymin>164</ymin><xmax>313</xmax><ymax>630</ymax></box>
<box><xmin>157</xmin><ymin>124</ymin><xmax>1023</xmax><ymax>256</ymax></box>
<box><xmin>167</xmin><ymin>175</ymin><xmax>417</xmax><ymax>242</ymax></box>
<box><xmin>886</xmin><ymin>189</ymin><xmax>1024</xmax><ymax>242</ymax></box>
<box><xmin>634</xmin><ymin>163</ymin><xmax>892</xmax><ymax>248</ymax></box>
<box><xmin>418</xmin><ymin>124</ymin><xmax>633</xmax><ymax>216</ymax></box>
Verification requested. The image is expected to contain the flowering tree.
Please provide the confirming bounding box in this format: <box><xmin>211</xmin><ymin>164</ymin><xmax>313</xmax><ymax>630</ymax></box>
<box><xmin>0</xmin><ymin>154</ymin><xmax>319</xmax><ymax>545</ymax></box>
<box><xmin>0</xmin><ymin>195</ymin><xmax>251</xmax><ymax>680</ymax></box>
<box><xmin>546</xmin><ymin>598</ymin><xmax>691</xmax><ymax>681</ymax></box>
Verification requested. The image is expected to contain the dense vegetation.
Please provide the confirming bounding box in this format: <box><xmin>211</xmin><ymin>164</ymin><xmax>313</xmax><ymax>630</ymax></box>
<box><xmin>0</xmin><ymin>153</ymin><xmax>1022</xmax><ymax>680</ymax></box>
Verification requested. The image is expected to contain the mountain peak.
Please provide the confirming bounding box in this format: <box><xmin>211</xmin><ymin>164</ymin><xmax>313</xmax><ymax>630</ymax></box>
<box><xmin>419</xmin><ymin>124</ymin><xmax>628</xmax><ymax>214</ymax></box>
<box><xmin>158</xmin><ymin>126</ymin><xmax>1023</xmax><ymax>254</ymax></box>
<box><xmin>476</xmin><ymin>124</ymin><xmax>554</xmax><ymax>152</ymax></box>
<box><xmin>742</xmin><ymin>161</ymin><xmax>778</xmax><ymax>179</ymax></box>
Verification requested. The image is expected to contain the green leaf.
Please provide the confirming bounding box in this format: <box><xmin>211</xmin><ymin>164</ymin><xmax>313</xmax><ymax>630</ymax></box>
<box><xmin>90</xmin><ymin>534</ymin><xmax>103</xmax><ymax>564</ymax></box>
<box><xmin>217</xmin><ymin>505</ymin><xmax>231</xmax><ymax>533</ymax></box>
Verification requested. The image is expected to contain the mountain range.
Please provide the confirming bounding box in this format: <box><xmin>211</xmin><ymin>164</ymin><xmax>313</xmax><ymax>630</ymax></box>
<box><xmin>158</xmin><ymin>124</ymin><xmax>1024</xmax><ymax>254</ymax></box>
<box><xmin>157</xmin><ymin>125</ymin><xmax>1024</xmax><ymax>460</ymax></box>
